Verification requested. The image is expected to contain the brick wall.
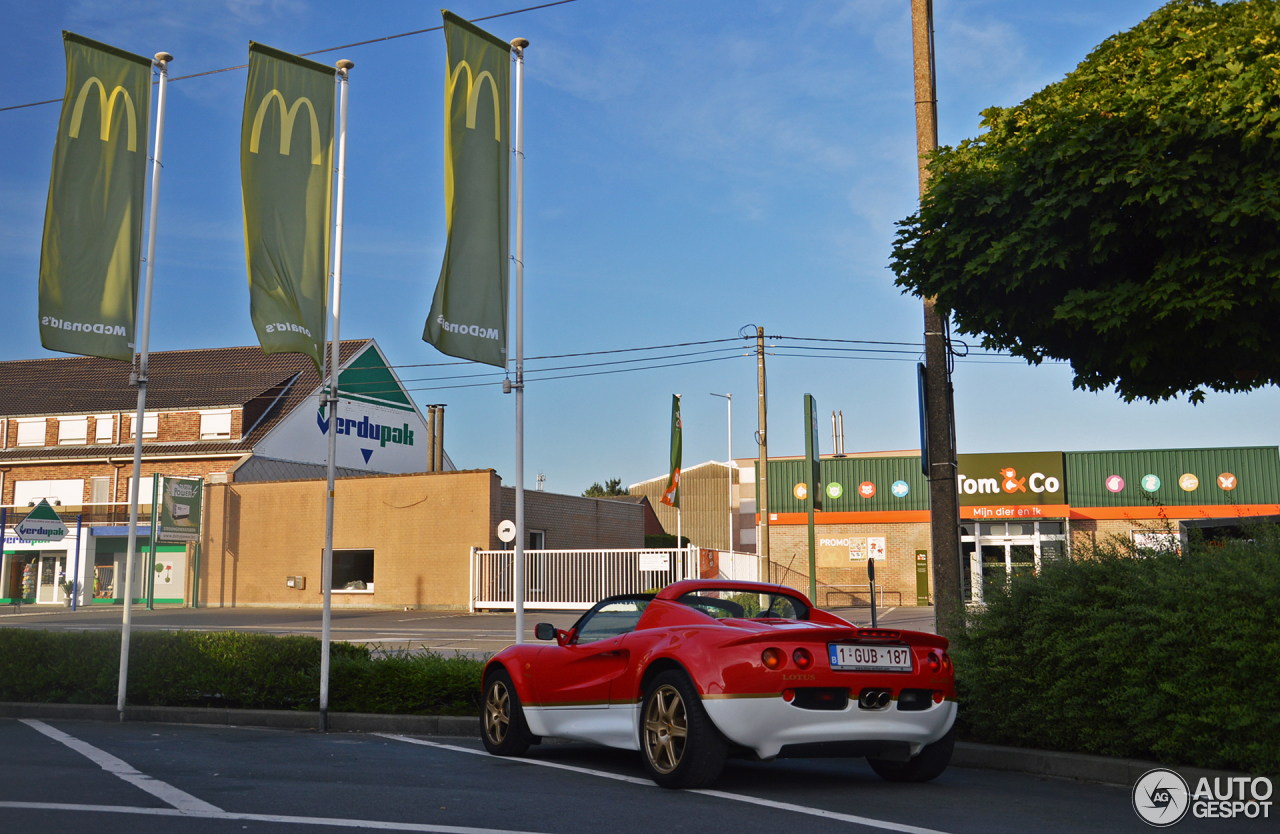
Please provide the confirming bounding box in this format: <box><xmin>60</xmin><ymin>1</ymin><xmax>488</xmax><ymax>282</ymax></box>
<box><xmin>765</xmin><ymin>521</ymin><xmax>933</xmax><ymax>608</ymax></box>
<box><xmin>199</xmin><ymin>470</ymin><xmax>499</xmax><ymax>610</ymax></box>
<box><xmin>498</xmin><ymin>488</ymin><xmax>645</xmax><ymax>550</ymax></box>
<box><xmin>2</xmin><ymin>407</ymin><xmax>242</xmax><ymax>451</ymax></box>
<box><xmin>1069</xmin><ymin>517</ymin><xmax>1180</xmax><ymax>552</ymax></box>
<box><xmin>2</xmin><ymin>458</ymin><xmax>240</xmax><ymax>506</ymax></box>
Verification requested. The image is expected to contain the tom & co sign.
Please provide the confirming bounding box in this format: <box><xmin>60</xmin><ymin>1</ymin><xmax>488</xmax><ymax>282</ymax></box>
<box><xmin>957</xmin><ymin>452</ymin><xmax>1067</xmax><ymax>518</ymax></box>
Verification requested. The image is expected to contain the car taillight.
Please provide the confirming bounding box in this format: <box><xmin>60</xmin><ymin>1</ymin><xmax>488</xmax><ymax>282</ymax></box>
<box><xmin>942</xmin><ymin>652</ymin><xmax>953</xmax><ymax>674</ymax></box>
<box><xmin>926</xmin><ymin>652</ymin><xmax>941</xmax><ymax>673</ymax></box>
<box><xmin>761</xmin><ymin>647</ymin><xmax>786</xmax><ymax>669</ymax></box>
<box><xmin>792</xmin><ymin>647</ymin><xmax>813</xmax><ymax>669</ymax></box>
<box><xmin>782</xmin><ymin>688</ymin><xmax>795</xmax><ymax>702</ymax></box>
<box><xmin>933</xmin><ymin>690</ymin><xmax>945</xmax><ymax>704</ymax></box>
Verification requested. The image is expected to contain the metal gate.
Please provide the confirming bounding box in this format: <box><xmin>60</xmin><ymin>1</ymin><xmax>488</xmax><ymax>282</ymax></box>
<box><xmin>469</xmin><ymin>547</ymin><xmax>761</xmax><ymax>612</ymax></box>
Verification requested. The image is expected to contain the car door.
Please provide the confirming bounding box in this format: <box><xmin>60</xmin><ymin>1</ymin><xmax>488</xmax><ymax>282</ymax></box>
<box><xmin>531</xmin><ymin>598</ymin><xmax>648</xmax><ymax>747</ymax></box>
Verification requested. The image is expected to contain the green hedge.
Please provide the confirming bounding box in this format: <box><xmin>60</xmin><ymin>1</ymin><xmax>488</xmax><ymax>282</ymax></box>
<box><xmin>952</xmin><ymin>529</ymin><xmax>1280</xmax><ymax>773</ymax></box>
<box><xmin>0</xmin><ymin>630</ymin><xmax>483</xmax><ymax>715</ymax></box>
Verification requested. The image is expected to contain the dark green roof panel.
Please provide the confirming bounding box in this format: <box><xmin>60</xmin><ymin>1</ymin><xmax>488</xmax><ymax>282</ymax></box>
<box><xmin>1065</xmin><ymin>447</ymin><xmax>1280</xmax><ymax>508</ymax></box>
<box><xmin>767</xmin><ymin>457</ymin><xmax>929</xmax><ymax>514</ymax></box>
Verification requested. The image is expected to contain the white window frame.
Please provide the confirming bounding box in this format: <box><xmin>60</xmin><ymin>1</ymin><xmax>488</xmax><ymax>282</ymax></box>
<box><xmin>58</xmin><ymin>416</ymin><xmax>88</xmax><ymax>445</ymax></box>
<box><xmin>199</xmin><ymin>409</ymin><xmax>233</xmax><ymax>440</ymax></box>
<box><xmin>94</xmin><ymin>414</ymin><xmax>114</xmax><ymax>444</ymax></box>
<box><xmin>89</xmin><ymin>476</ymin><xmax>112</xmax><ymax>505</ymax></box>
<box><xmin>16</xmin><ymin>418</ymin><xmax>46</xmax><ymax>447</ymax></box>
<box><xmin>129</xmin><ymin>413</ymin><xmax>158</xmax><ymax>439</ymax></box>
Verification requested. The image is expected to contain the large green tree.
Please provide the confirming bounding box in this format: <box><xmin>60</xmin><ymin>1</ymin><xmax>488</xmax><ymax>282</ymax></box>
<box><xmin>891</xmin><ymin>0</ymin><xmax>1280</xmax><ymax>402</ymax></box>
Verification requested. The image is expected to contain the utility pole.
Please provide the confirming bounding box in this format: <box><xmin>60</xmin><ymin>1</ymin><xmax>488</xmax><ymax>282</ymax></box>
<box><xmin>911</xmin><ymin>0</ymin><xmax>963</xmax><ymax>638</ymax></box>
<box><xmin>755</xmin><ymin>327</ymin><xmax>770</xmax><ymax>583</ymax></box>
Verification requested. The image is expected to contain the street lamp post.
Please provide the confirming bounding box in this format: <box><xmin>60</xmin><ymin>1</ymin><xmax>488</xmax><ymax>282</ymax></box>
<box><xmin>710</xmin><ymin>393</ymin><xmax>733</xmax><ymax>553</ymax></box>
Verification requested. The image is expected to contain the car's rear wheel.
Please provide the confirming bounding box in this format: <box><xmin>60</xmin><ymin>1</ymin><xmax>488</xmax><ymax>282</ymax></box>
<box><xmin>867</xmin><ymin>725</ymin><xmax>955</xmax><ymax>782</ymax></box>
<box><xmin>640</xmin><ymin>670</ymin><xmax>727</xmax><ymax>789</ymax></box>
<box><xmin>481</xmin><ymin>667</ymin><xmax>533</xmax><ymax>756</ymax></box>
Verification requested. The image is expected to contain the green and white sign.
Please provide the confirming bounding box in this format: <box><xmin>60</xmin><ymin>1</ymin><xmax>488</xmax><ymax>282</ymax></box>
<box><xmin>15</xmin><ymin>499</ymin><xmax>68</xmax><ymax>542</ymax></box>
<box><xmin>155</xmin><ymin>476</ymin><xmax>203</xmax><ymax>543</ymax></box>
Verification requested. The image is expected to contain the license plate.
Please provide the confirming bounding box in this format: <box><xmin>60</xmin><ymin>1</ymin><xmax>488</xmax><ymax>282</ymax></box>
<box><xmin>828</xmin><ymin>644</ymin><xmax>913</xmax><ymax>672</ymax></box>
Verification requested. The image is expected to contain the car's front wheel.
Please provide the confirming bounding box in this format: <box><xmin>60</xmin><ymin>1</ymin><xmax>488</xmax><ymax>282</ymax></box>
<box><xmin>867</xmin><ymin>724</ymin><xmax>955</xmax><ymax>782</ymax></box>
<box><xmin>640</xmin><ymin>670</ymin><xmax>727</xmax><ymax>789</ymax></box>
<box><xmin>481</xmin><ymin>667</ymin><xmax>533</xmax><ymax>756</ymax></box>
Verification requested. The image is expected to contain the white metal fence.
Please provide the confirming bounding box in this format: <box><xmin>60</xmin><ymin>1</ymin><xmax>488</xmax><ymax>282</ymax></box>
<box><xmin>469</xmin><ymin>547</ymin><xmax>762</xmax><ymax>612</ymax></box>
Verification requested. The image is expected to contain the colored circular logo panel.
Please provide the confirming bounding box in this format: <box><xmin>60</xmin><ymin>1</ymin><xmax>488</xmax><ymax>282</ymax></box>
<box><xmin>1105</xmin><ymin>475</ymin><xmax>1125</xmax><ymax>493</ymax></box>
<box><xmin>891</xmin><ymin>480</ymin><xmax>910</xmax><ymax>498</ymax></box>
<box><xmin>1131</xmin><ymin>768</ymin><xmax>1189</xmax><ymax>827</ymax></box>
<box><xmin>793</xmin><ymin>483</ymin><xmax>808</xmax><ymax>501</ymax></box>
<box><xmin>1141</xmin><ymin>474</ymin><xmax>1161</xmax><ymax>492</ymax></box>
<box><xmin>826</xmin><ymin>482</ymin><xmax>843</xmax><ymax>499</ymax></box>
<box><xmin>1179</xmin><ymin>473</ymin><xmax>1199</xmax><ymax>492</ymax></box>
<box><xmin>1217</xmin><ymin>472</ymin><xmax>1237</xmax><ymax>491</ymax></box>
<box><xmin>858</xmin><ymin>481</ymin><xmax>876</xmax><ymax>499</ymax></box>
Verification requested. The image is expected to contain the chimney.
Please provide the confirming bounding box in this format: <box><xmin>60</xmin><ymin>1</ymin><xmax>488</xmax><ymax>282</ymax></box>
<box><xmin>434</xmin><ymin>405</ymin><xmax>445</xmax><ymax>471</ymax></box>
<box><xmin>426</xmin><ymin>406</ymin><xmax>437</xmax><ymax>472</ymax></box>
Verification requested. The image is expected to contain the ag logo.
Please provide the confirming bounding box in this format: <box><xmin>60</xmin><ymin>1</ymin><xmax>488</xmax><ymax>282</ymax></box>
<box><xmin>999</xmin><ymin>468</ymin><xmax>1027</xmax><ymax>493</ymax></box>
<box><xmin>793</xmin><ymin>483</ymin><xmax>808</xmax><ymax>501</ymax></box>
<box><xmin>1141</xmin><ymin>474</ymin><xmax>1161</xmax><ymax>492</ymax></box>
<box><xmin>1105</xmin><ymin>475</ymin><xmax>1125</xmax><ymax>493</ymax></box>
<box><xmin>1132</xmin><ymin>768</ymin><xmax>1189</xmax><ymax>827</ymax></box>
<box><xmin>1217</xmin><ymin>472</ymin><xmax>1237</xmax><ymax>491</ymax></box>
<box><xmin>891</xmin><ymin>480</ymin><xmax>909</xmax><ymax>498</ymax></box>
<box><xmin>1179</xmin><ymin>473</ymin><xmax>1199</xmax><ymax>492</ymax></box>
<box><xmin>826</xmin><ymin>482</ymin><xmax>843</xmax><ymax>500</ymax></box>
<box><xmin>858</xmin><ymin>481</ymin><xmax>875</xmax><ymax>499</ymax></box>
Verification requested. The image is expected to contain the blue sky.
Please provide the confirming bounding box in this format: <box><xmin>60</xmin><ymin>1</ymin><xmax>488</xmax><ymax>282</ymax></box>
<box><xmin>3</xmin><ymin>0</ymin><xmax>1276</xmax><ymax>495</ymax></box>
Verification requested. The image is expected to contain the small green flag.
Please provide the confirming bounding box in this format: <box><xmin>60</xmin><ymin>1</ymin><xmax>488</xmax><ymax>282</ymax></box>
<box><xmin>660</xmin><ymin>395</ymin><xmax>682</xmax><ymax>508</ymax></box>
<box><xmin>423</xmin><ymin>11</ymin><xmax>511</xmax><ymax>368</ymax></box>
<box><xmin>38</xmin><ymin>32</ymin><xmax>152</xmax><ymax>362</ymax></box>
<box><xmin>241</xmin><ymin>42</ymin><xmax>335</xmax><ymax>373</ymax></box>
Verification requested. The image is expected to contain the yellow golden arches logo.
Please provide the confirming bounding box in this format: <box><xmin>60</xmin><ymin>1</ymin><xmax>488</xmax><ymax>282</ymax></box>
<box><xmin>249</xmin><ymin>90</ymin><xmax>322</xmax><ymax>165</ymax></box>
<box><xmin>447</xmin><ymin>59</ymin><xmax>501</xmax><ymax>141</ymax></box>
<box><xmin>68</xmin><ymin>77</ymin><xmax>137</xmax><ymax>152</ymax></box>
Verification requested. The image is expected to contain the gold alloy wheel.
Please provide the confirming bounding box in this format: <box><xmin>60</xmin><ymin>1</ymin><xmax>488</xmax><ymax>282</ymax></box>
<box><xmin>485</xmin><ymin>680</ymin><xmax>511</xmax><ymax>744</ymax></box>
<box><xmin>643</xmin><ymin>684</ymin><xmax>688</xmax><ymax>774</ymax></box>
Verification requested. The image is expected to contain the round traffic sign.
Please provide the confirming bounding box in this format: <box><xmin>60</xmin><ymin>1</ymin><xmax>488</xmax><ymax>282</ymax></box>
<box><xmin>497</xmin><ymin>519</ymin><xmax>517</xmax><ymax>543</ymax></box>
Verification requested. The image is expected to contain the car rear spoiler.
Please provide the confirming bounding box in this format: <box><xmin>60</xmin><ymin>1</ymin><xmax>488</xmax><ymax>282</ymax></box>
<box><xmin>720</xmin><ymin>626</ymin><xmax>949</xmax><ymax>650</ymax></box>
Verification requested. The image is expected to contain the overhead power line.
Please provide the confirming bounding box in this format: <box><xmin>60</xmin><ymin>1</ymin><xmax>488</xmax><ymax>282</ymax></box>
<box><xmin>0</xmin><ymin>0</ymin><xmax>579</xmax><ymax>113</ymax></box>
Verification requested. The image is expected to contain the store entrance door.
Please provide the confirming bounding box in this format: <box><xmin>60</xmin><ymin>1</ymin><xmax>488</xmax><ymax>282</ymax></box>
<box><xmin>961</xmin><ymin>521</ymin><xmax>1067</xmax><ymax>604</ymax></box>
<box><xmin>36</xmin><ymin>554</ymin><xmax>67</xmax><ymax>604</ymax></box>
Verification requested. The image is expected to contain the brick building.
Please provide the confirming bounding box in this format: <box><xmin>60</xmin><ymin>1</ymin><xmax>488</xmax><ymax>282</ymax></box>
<box><xmin>1</xmin><ymin>339</ymin><xmax>455</xmax><ymax>605</ymax></box>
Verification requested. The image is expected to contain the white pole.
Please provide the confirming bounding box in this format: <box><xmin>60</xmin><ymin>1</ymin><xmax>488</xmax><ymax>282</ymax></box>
<box><xmin>511</xmin><ymin>38</ymin><xmax>528</xmax><ymax>644</ymax></box>
<box><xmin>319</xmin><ymin>58</ymin><xmax>353</xmax><ymax>732</ymax></box>
<box><xmin>118</xmin><ymin>51</ymin><xmax>171</xmax><ymax>717</ymax></box>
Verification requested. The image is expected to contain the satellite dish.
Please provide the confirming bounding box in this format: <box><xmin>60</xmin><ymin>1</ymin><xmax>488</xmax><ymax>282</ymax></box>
<box><xmin>497</xmin><ymin>519</ymin><xmax>517</xmax><ymax>543</ymax></box>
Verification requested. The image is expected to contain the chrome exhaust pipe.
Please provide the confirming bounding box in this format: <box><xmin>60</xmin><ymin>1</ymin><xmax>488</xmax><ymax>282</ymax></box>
<box><xmin>858</xmin><ymin>688</ymin><xmax>893</xmax><ymax>709</ymax></box>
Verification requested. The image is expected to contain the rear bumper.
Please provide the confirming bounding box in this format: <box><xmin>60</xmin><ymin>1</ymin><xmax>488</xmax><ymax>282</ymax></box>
<box><xmin>702</xmin><ymin>695</ymin><xmax>956</xmax><ymax>760</ymax></box>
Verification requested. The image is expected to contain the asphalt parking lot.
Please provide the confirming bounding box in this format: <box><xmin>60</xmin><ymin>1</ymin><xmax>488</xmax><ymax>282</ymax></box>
<box><xmin>0</xmin><ymin>604</ymin><xmax>933</xmax><ymax>656</ymax></box>
<box><xmin>2</xmin><ymin>718</ymin><xmax>1263</xmax><ymax>834</ymax></box>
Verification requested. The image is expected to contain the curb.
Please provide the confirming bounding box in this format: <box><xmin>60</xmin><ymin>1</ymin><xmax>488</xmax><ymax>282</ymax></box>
<box><xmin>0</xmin><ymin>702</ymin><xmax>1245</xmax><ymax>787</ymax></box>
<box><xmin>952</xmin><ymin>741</ymin><xmax>1247</xmax><ymax>787</ymax></box>
<box><xmin>0</xmin><ymin>702</ymin><xmax>482</xmax><ymax>736</ymax></box>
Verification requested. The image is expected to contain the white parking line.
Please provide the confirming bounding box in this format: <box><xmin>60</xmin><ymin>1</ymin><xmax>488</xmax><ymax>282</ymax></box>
<box><xmin>0</xmin><ymin>802</ymin><xmax>550</xmax><ymax>833</ymax></box>
<box><xmin>377</xmin><ymin>735</ymin><xmax>954</xmax><ymax>834</ymax></box>
<box><xmin>20</xmin><ymin>719</ymin><xmax>222</xmax><ymax>813</ymax></box>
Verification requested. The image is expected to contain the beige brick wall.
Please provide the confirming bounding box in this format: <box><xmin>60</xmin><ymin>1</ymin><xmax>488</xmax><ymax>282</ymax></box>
<box><xmin>199</xmin><ymin>470</ymin><xmax>499</xmax><ymax>610</ymax></box>
<box><xmin>766</xmin><ymin>521</ymin><xmax>934</xmax><ymax>607</ymax></box>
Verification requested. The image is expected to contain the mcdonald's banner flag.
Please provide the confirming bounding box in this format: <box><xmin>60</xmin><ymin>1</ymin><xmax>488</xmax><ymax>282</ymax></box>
<box><xmin>241</xmin><ymin>42</ymin><xmax>335</xmax><ymax>372</ymax></box>
<box><xmin>38</xmin><ymin>32</ymin><xmax>152</xmax><ymax>362</ymax></box>
<box><xmin>660</xmin><ymin>395</ymin><xmax>682</xmax><ymax>508</ymax></box>
<box><xmin>423</xmin><ymin>11</ymin><xmax>510</xmax><ymax>368</ymax></box>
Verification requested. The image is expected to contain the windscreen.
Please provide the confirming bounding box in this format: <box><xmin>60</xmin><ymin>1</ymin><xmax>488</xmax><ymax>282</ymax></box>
<box><xmin>676</xmin><ymin>589</ymin><xmax>809</xmax><ymax>621</ymax></box>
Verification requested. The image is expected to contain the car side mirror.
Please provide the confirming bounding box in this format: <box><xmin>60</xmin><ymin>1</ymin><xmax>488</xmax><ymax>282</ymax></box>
<box><xmin>534</xmin><ymin>622</ymin><xmax>557</xmax><ymax>641</ymax></box>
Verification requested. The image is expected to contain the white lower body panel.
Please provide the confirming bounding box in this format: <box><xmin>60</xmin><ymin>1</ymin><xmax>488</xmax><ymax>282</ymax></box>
<box><xmin>702</xmin><ymin>696</ymin><xmax>957</xmax><ymax>760</ymax></box>
<box><xmin>524</xmin><ymin>704</ymin><xmax>640</xmax><ymax>751</ymax></box>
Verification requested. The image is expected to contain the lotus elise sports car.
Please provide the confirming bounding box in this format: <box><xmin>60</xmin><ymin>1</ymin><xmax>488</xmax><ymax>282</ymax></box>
<box><xmin>480</xmin><ymin>580</ymin><xmax>957</xmax><ymax>788</ymax></box>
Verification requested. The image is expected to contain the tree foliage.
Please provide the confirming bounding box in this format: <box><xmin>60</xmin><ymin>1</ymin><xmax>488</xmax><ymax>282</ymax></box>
<box><xmin>891</xmin><ymin>0</ymin><xmax>1280</xmax><ymax>402</ymax></box>
<box><xmin>582</xmin><ymin>477</ymin><xmax>627</xmax><ymax>497</ymax></box>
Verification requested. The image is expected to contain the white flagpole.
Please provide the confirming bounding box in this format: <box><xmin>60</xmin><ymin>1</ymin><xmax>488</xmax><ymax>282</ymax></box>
<box><xmin>118</xmin><ymin>51</ymin><xmax>172</xmax><ymax>717</ymax></box>
<box><xmin>511</xmin><ymin>37</ymin><xmax>528</xmax><ymax>644</ymax></box>
<box><xmin>319</xmin><ymin>58</ymin><xmax>353</xmax><ymax>732</ymax></box>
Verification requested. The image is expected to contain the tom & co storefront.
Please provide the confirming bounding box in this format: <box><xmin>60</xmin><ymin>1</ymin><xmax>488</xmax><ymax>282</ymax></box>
<box><xmin>760</xmin><ymin>446</ymin><xmax>1280</xmax><ymax>608</ymax></box>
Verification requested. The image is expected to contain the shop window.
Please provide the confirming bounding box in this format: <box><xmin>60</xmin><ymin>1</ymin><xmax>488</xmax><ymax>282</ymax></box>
<box><xmin>1038</xmin><ymin>522</ymin><xmax>1064</xmax><ymax>535</ymax></box>
<box><xmin>129</xmin><ymin>413</ymin><xmax>158</xmax><ymax>439</ymax></box>
<box><xmin>200</xmin><ymin>410</ymin><xmax>232</xmax><ymax>440</ymax></box>
<box><xmin>16</xmin><ymin>419</ymin><xmax>46</xmax><ymax>447</ymax></box>
<box><xmin>332</xmin><ymin>549</ymin><xmax>374</xmax><ymax>592</ymax></box>
<box><xmin>95</xmin><ymin>415</ymin><xmax>114</xmax><ymax>443</ymax></box>
<box><xmin>58</xmin><ymin>416</ymin><xmax>88</xmax><ymax>445</ymax></box>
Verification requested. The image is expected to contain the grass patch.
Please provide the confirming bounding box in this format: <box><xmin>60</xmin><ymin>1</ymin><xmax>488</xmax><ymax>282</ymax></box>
<box><xmin>0</xmin><ymin>630</ymin><xmax>483</xmax><ymax>715</ymax></box>
<box><xmin>952</xmin><ymin>528</ymin><xmax>1280</xmax><ymax>773</ymax></box>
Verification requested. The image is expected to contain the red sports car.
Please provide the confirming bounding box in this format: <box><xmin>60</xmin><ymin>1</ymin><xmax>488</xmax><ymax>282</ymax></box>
<box><xmin>480</xmin><ymin>579</ymin><xmax>957</xmax><ymax>788</ymax></box>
